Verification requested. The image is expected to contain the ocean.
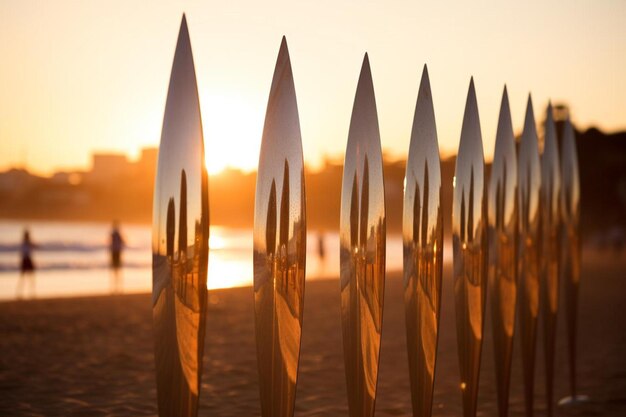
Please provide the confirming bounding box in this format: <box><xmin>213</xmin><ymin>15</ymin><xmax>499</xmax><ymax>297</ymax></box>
<box><xmin>0</xmin><ymin>220</ymin><xmax>427</xmax><ymax>301</ymax></box>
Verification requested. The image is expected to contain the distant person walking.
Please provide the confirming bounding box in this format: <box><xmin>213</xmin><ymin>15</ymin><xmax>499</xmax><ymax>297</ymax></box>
<box><xmin>16</xmin><ymin>228</ymin><xmax>36</xmax><ymax>299</ymax></box>
<box><xmin>110</xmin><ymin>221</ymin><xmax>125</xmax><ymax>294</ymax></box>
<box><xmin>317</xmin><ymin>232</ymin><xmax>327</xmax><ymax>275</ymax></box>
<box><xmin>317</xmin><ymin>232</ymin><xmax>326</xmax><ymax>261</ymax></box>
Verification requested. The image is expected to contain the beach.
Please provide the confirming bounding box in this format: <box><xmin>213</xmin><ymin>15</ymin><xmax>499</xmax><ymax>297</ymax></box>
<box><xmin>1</xmin><ymin>253</ymin><xmax>624</xmax><ymax>416</ymax></box>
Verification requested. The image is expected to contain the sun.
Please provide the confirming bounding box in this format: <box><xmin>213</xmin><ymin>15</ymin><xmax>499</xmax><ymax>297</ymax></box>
<box><xmin>201</xmin><ymin>91</ymin><xmax>264</xmax><ymax>175</ymax></box>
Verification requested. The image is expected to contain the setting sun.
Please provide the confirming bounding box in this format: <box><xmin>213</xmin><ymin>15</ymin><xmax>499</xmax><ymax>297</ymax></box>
<box><xmin>201</xmin><ymin>91</ymin><xmax>265</xmax><ymax>175</ymax></box>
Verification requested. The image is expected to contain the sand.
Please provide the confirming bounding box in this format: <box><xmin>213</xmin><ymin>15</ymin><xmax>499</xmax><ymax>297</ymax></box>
<box><xmin>1</xmin><ymin>253</ymin><xmax>625</xmax><ymax>416</ymax></box>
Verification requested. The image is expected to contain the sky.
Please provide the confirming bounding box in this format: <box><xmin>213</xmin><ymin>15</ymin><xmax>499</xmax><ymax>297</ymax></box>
<box><xmin>0</xmin><ymin>0</ymin><xmax>625</xmax><ymax>176</ymax></box>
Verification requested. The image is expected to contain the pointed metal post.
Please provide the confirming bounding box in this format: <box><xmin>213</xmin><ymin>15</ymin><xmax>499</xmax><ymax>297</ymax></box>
<box><xmin>403</xmin><ymin>65</ymin><xmax>443</xmax><ymax>417</ymax></box>
<box><xmin>488</xmin><ymin>87</ymin><xmax>518</xmax><ymax>417</ymax></box>
<box><xmin>340</xmin><ymin>53</ymin><xmax>386</xmax><ymax>417</ymax></box>
<box><xmin>540</xmin><ymin>103</ymin><xmax>561</xmax><ymax>417</ymax></box>
<box><xmin>152</xmin><ymin>14</ymin><xmax>209</xmax><ymax>417</ymax></box>
<box><xmin>253</xmin><ymin>37</ymin><xmax>306</xmax><ymax>417</ymax></box>
<box><xmin>452</xmin><ymin>78</ymin><xmax>488</xmax><ymax>417</ymax></box>
<box><xmin>558</xmin><ymin>117</ymin><xmax>589</xmax><ymax>407</ymax></box>
<box><xmin>516</xmin><ymin>95</ymin><xmax>542</xmax><ymax>417</ymax></box>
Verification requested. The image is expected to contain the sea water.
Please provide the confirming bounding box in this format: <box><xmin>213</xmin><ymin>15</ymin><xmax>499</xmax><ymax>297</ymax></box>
<box><xmin>0</xmin><ymin>220</ymin><xmax>429</xmax><ymax>301</ymax></box>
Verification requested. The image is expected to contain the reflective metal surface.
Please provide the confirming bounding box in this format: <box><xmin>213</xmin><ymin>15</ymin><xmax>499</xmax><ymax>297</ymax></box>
<box><xmin>452</xmin><ymin>79</ymin><xmax>487</xmax><ymax>417</ymax></box>
<box><xmin>559</xmin><ymin>118</ymin><xmax>583</xmax><ymax>403</ymax></box>
<box><xmin>540</xmin><ymin>104</ymin><xmax>561</xmax><ymax>417</ymax></box>
<box><xmin>488</xmin><ymin>87</ymin><xmax>518</xmax><ymax>417</ymax></box>
<box><xmin>253</xmin><ymin>37</ymin><xmax>306</xmax><ymax>417</ymax></box>
<box><xmin>517</xmin><ymin>96</ymin><xmax>542</xmax><ymax>417</ymax></box>
<box><xmin>340</xmin><ymin>54</ymin><xmax>386</xmax><ymax>417</ymax></box>
<box><xmin>151</xmin><ymin>15</ymin><xmax>209</xmax><ymax>417</ymax></box>
<box><xmin>402</xmin><ymin>65</ymin><xmax>443</xmax><ymax>417</ymax></box>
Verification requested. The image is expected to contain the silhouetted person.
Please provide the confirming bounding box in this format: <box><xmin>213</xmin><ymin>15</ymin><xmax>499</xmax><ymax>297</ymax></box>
<box><xmin>266</xmin><ymin>179</ymin><xmax>277</xmax><ymax>279</ymax></box>
<box><xmin>17</xmin><ymin>228</ymin><xmax>36</xmax><ymax>299</ymax></box>
<box><xmin>166</xmin><ymin>198</ymin><xmax>176</xmax><ymax>261</ymax></box>
<box><xmin>110</xmin><ymin>221</ymin><xmax>125</xmax><ymax>294</ymax></box>
<box><xmin>317</xmin><ymin>232</ymin><xmax>326</xmax><ymax>261</ymax></box>
<box><xmin>279</xmin><ymin>160</ymin><xmax>290</xmax><ymax>293</ymax></box>
<box><xmin>316</xmin><ymin>231</ymin><xmax>327</xmax><ymax>277</ymax></box>
<box><xmin>178</xmin><ymin>170</ymin><xmax>188</xmax><ymax>299</ymax></box>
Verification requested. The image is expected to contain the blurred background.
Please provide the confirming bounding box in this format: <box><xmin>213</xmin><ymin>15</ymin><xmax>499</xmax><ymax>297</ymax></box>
<box><xmin>0</xmin><ymin>0</ymin><xmax>624</xmax><ymax>299</ymax></box>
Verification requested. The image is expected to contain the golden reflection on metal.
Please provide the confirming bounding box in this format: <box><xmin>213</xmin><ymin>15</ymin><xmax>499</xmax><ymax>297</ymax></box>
<box><xmin>402</xmin><ymin>65</ymin><xmax>443</xmax><ymax>417</ymax></box>
<box><xmin>517</xmin><ymin>96</ymin><xmax>542</xmax><ymax>417</ymax></box>
<box><xmin>452</xmin><ymin>79</ymin><xmax>487</xmax><ymax>417</ymax></box>
<box><xmin>488</xmin><ymin>87</ymin><xmax>518</xmax><ymax>417</ymax></box>
<box><xmin>558</xmin><ymin>118</ymin><xmax>588</xmax><ymax>406</ymax></box>
<box><xmin>151</xmin><ymin>15</ymin><xmax>209</xmax><ymax>417</ymax></box>
<box><xmin>340</xmin><ymin>54</ymin><xmax>386</xmax><ymax>417</ymax></box>
<box><xmin>253</xmin><ymin>37</ymin><xmax>306</xmax><ymax>417</ymax></box>
<box><xmin>540</xmin><ymin>103</ymin><xmax>561</xmax><ymax>417</ymax></box>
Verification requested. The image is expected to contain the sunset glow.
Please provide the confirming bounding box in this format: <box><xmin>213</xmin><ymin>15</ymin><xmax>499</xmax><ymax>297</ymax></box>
<box><xmin>0</xmin><ymin>1</ymin><xmax>625</xmax><ymax>176</ymax></box>
<box><xmin>201</xmin><ymin>90</ymin><xmax>264</xmax><ymax>175</ymax></box>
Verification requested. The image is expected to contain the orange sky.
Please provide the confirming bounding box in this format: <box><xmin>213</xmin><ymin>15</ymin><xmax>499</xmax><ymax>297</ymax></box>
<box><xmin>0</xmin><ymin>0</ymin><xmax>624</xmax><ymax>176</ymax></box>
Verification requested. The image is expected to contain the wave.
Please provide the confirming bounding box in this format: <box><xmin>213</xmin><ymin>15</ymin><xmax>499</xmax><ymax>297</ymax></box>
<box><xmin>0</xmin><ymin>242</ymin><xmax>148</xmax><ymax>253</ymax></box>
<box><xmin>0</xmin><ymin>242</ymin><xmax>251</xmax><ymax>254</ymax></box>
<box><xmin>0</xmin><ymin>260</ymin><xmax>151</xmax><ymax>273</ymax></box>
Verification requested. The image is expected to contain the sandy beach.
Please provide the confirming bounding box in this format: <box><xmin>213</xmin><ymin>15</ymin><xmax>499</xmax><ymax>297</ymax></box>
<box><xmin>1</xmin><ymin>253</ymin><xmax>625</xmax><ymax>416</ymax></box>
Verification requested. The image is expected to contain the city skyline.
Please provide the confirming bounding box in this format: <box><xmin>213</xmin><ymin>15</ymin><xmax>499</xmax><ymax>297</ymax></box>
<box><xmin>1</xmin><ymin>146</ymin><xmax>159</xmax><ymax>179</ymax></box>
